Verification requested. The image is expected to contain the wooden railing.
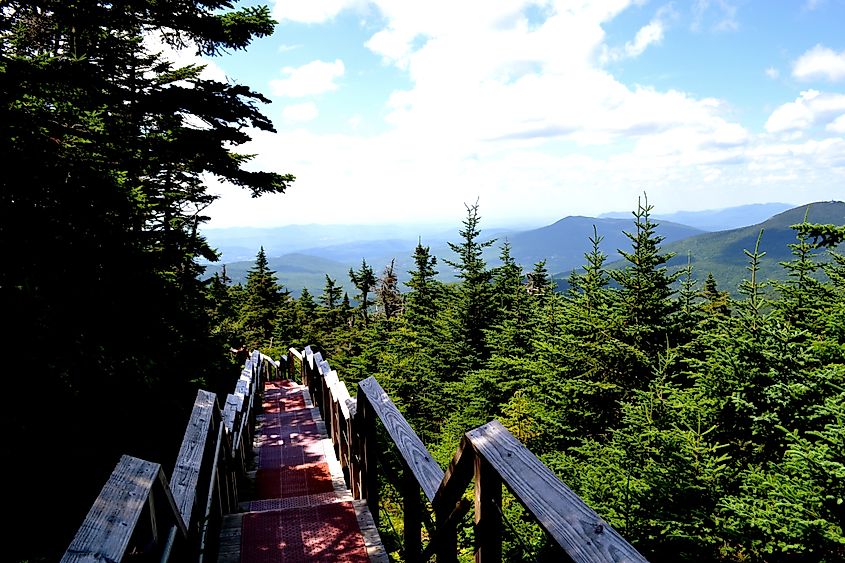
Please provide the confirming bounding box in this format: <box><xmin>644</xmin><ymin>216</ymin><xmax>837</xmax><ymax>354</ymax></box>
<box><xmin>290</xmin><ymin>345</ymin><xmax>649</xmax><ymax>563</ymax></box>
<box><xmin>62</xmin><ymin>350</ymin><xmax>276</xmax><ymax>562</ymax></box>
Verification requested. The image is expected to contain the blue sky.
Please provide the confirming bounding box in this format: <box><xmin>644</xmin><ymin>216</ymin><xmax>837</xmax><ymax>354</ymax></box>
<box><xmin>185</xmin><ymin>0</ymin><xmax>845</xmax><ymax>227</ymax></box>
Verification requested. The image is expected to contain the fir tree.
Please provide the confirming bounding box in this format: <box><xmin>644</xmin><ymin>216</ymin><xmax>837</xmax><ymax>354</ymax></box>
<box><xmin>377</xmin><ymin>259</ymin><xmax>403</xmax><ymax>319</ymax></box>
<box><xmin>611</xmin><ymin>194</ymin><xmax>680</xmax><ymax>356</ymax></box>
<box><xmin>445</xmin><ymin>200</ymin><xmax>496</xmax><ymax>370</ymax></box>
<box><xmin>405</xmin><ymin>240</ymin><xmax>442</xmax><ymax>326</ymax></box>
<box><xmin>0</xmin><ymin>1</ymin><xmax>292</xmax><ymax>558</ymax></box>
<box><xmin>238</xmin><ymin>247</ymin><xmax>284</xmax><ymax>347</ymax></box>
<box><xmin>349</xmin><ymin>259</ymin><xmax>377</xmax><ymax>326</ymax></box>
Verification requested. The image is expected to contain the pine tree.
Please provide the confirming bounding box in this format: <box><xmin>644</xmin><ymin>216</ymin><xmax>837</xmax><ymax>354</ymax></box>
<box><xmin>567</xmin><ymin>225</ymin><xmax>609</xmax><ymax>314</ymax></box>
<box><xmin>320</xmin><ymin>274</ymin><xmax>343</xmax><ymax>309</ymax></box>
<box><xmin>445</xmin><ymin>200</ymin><xmax>496</xmax><ymax>370</ymax></box>
<box><xmin>405</xmin><ymin>240</ymin><xmax>442</xmax><ymax>326</ymax></box>
<box><xmin>0</xmin><ymin>1</ymin><xmax>292</xmax><ymax>558</ymax></box>
<box><xmin>700</xmin><ymin>273</ymin><xmax>730</xmax><ymax>318</ymax></box>
<box><xmin>349</xmin><ymin>259</ymin><xmax>377</xmax><ymax>326</ymax></box>
<box><xmin>376</xmin><ymin>259</ymin><xmax>403</xmax><ymax>319</ymax></box>
<box><xmin>737</xmin><ymin>230</ymin><xmax>767</xmax><ymax>334</ymax></box>
<box><xmin>773</xmin><ymin>220</ymin><xmax>832</xmax><ymax>330</ymax></box>
<box><xmin>611</xmin><ymin>194</ymin><xmax>680</xmax><ymax>355</ymax></box>
<box><xmin>238</xmin><ymin>247</ymin><xmax>284</xmax><ymax>347</ymax></box>
<box><xmin>526</xmin><ymin>259</ymin><xmax>551</xmax><ymax>297</ymax></box>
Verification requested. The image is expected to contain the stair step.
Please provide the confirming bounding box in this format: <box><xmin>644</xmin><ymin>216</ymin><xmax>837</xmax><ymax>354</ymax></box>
<box><xmin>216</xmin><ymin>379</ymin><xmax>388</xmax><ymax>562</ymax></box>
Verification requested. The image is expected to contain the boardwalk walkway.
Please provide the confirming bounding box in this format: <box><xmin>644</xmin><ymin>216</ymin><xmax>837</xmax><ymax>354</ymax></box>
<box><xmin>218</xmin><ymin>379</ymin><xmax>388</xmax><ymax>562</ymax></box>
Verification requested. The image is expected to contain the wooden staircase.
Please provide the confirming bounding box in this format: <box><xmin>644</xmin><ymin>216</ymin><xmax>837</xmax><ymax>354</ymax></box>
<box><xmin>217</xmin><ymin>379</ymin><xmax>387</xmax><ymax>562</ymax></box>
<box><xmin>62</xmin><ymin>346</ymin><xmax>650</xmax><ymax>562</ymax></box>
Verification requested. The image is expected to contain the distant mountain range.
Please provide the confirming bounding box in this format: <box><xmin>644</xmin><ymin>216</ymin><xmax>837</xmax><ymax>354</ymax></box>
<box><xmin>599</xmin><ymin>202</ymin><xmax>795</xmax><ymax>232</ymax></box>
<box><xmin>202</xmin><ymin>201</ymin><xmax>844</xmax><ymax>297</ymax></box>
<box><xmin>657</xmin><ymin>201</ymin><xmax>845</xmax><ymax>292</ymax></box>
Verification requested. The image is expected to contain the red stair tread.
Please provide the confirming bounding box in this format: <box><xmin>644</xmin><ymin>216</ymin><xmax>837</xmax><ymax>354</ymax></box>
<box><xmin>241</xmin><ymin>501</ymin><xmax>369</xmax><ymax>562</ymax></box>
<box><xmin>242</xmin><ymin>380</ymin><xmax>372</xmax><ymax>562</ymax></box>
<box><xmin>255</xmin><ymin>462</ymin><xmax>336</xmax><ymax>500</ymax></box>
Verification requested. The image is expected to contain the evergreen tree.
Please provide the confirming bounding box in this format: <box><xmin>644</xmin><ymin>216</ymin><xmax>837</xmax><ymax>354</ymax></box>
<box><xmin>0</xmin><ymin>1</ymin><xmax>292</xmax><ymax>558</ymax></box>
<box><xmin>700</xmin><ymin>273</ymin><xmax>730</xmax><ymax>318</ymax></box>
<box><xmin>491</xmin><ymin>241</ymin><xmax>523</xmax><ymax>316</ymax></box>
<box><xmin>526</xmin><ymin>259</ymin><xmax>551</xmax><ymax>298</ymax></box>
<box><xmin>238</xmin><ymin>247</ymin><xmax>284</xmax><ymax>347</ymax></box>
<box><xmin>377</xmin><ymin>259</ymin><xmax>403</xmax><ymax>319</ymax></box>
<box><xmin>773</xmin><ymin>220</ymin><xmax>832</xmax><ymax>330</ymax></box>
<box><xmin>349</xmin><ymin>259</ymin><xmax>377</xmax><ymax>326</ymax></box>
<box><xmin>445</xmin><ymin>200</ymin><xmax>496</xmax><ymax>370</ymax></box>
<box><xmin>405</xmin><ymin>240</ymin><xmax>442</xmax><ymax>326</ymax></box>
<box><xmin>320</xmin><ymin>274</ymin><xmax>343</xmax><ymax>309</ymax></box>
<box><xmin>611</xmin><ymin>194</ymin><xmax>680</xmax><ymax>356</ymax></box>
<box><xmin>567</xmin><ymin>225</ymin><xmax>610</xmax><ymax>314</ymax></box>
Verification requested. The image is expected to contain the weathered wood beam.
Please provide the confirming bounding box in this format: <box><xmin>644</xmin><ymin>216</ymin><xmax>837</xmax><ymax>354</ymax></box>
<box><xmin>466</xmin><ymin>421</ymin><xmax>648</xmax><ymax>563</ymax></box>
<box><xmin>358</xmin><ymin>376</ymin><xmax>444</xmax><ymax>502</ymax></box>
<box><xmin>170</xmin><ymin>389</ymin><xmax>216</xmax><ymax>529</ymax></box>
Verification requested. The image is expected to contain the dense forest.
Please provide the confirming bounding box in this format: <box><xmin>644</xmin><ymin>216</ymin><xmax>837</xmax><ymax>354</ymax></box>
<box><xmin>0</xmin><ymin>1</ymin><xmax>292</xmax><ymax>560</ymax></box>
<box><xmin>217</xmin><ymin>199</ymin><xmax>845</xmax><ymax>562</ymax></box>
<box><xmin>3</xmin><ymin>1</ymin><xmax>844</xmax><ymax>562</ymax></box>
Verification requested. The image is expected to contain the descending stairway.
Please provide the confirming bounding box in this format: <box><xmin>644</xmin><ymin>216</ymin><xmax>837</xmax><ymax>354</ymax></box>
<box><xmin>218</xmin><ymin>380</ymin><xmax>388</xmax><ymax>562</ymax></box>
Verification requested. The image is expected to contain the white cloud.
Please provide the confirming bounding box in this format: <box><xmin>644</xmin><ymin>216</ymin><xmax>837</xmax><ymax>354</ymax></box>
<box><xmin>142</xmin><ymin>30</ymin><xmax>226</xmax><ymax>82</ymax></box>
<box><xmin>765</xmin><ymin>66</ymin><xmax>779</xmax><ymax>79</ymax></box>
<box><xmin>272</xmin><ymin>0</ymin><xmax>361</xmax><ymax>24</ymax></box>
<box><xmin>827</xmin><ymin>114</ymin><xmax>845</xmax><ymax>134</ymax></box>
<box><xmin>793</xmin><ymin>45</ymin><xmax>845</xmax><ymax>82</ymax></box>
<box><xmin>692</xmin><ymin>0</ymin><xmax>738</xmax><ymax>32</ymax></box>
<box><xmin>269</xmin><ymin>59</ymin><xmax>345</xmax><ymax>97</ymax></box>
<box><xmin>766</xmin><ymin>90</ymin><xmax>845</xmax><ymax>133</ymax></box>
<box><xmin>282</xmin><ymin>102</ymin><xmax>319</xmax><ymax>123</ymax></box>
<box><xmin>602</xmin><ymin>8</ymin><xmax>670</xmax><ymax>63</ymax></box>
<box><xmin>204</xmin><ymin>1</ymin><xmax>844</xmax><ymax>228</ymax></box>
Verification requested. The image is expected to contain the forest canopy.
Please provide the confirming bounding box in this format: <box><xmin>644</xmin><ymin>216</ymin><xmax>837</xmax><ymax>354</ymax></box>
<box><xmin>0</xmin><ymin>1</ymin><xmax>291</xmax><ymax>559</ymax></box>
<box><xmin>3</xmin><ymin>1</ymin><xmax>844</xmax><ymax>561</ymax></box>
<box><xmin>221</xmin><ymin>199</ymin><xmax>845</xmax><ymax>562</ymax></box>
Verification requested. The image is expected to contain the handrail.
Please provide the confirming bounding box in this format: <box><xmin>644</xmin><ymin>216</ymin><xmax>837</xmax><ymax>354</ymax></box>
<box><xmin>289</xmin><ymin>345</ymin><xmax>650</xmax><ymax>563</ymax></box>
<box><xmin>63</xmin><ymin>350</ymin><xmax>274</xmax><ymax>562</ymax></box>
<box><xmin>61</xmin><ymin>455</ymin><xmax>187</xmax><ymax>562</ymax></box>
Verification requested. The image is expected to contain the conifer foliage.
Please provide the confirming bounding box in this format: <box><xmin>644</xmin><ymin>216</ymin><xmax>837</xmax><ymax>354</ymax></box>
<box><xmin>227</xmin><ymin>198</ymin><xmax>845</xmax><ymax>563</ymax></box>
<box><xmin>1</xmin><ymin>1</ymin><xmax>292</xmax><ymax>559</ymax></box>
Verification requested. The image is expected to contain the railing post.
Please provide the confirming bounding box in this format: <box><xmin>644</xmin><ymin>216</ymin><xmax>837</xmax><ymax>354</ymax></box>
<box><xmin>347</xmin><ymin>399</ymin><xmax>361</xmax><ymax>500</ymax></box>
<box><xmin>402</xmin><ymin>463</ymin><xmax>422</xmax><ymax>563</ymax></box>
<box><xmin>474</xmin><ymin>455</ymin><xmax>502</xmax><ymax>563</ymax></box>
<box><xmin>359</xmin><ymin>393</ymin><xmax>379</xmax><ymax>528</ymax></box>
<box><xmin>434</xmin><ymin>503</ymin><xmax>459</xmax><ymax>563</ymax></box>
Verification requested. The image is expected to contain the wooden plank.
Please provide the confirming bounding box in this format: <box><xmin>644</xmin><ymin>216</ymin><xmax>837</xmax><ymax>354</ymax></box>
<box><xmin>358</xmin><ymin>377</ymin><xmax>444</xmax><ymax>502</ymax></box>
<box><xmin>319</xmin><ymin>359</ymin><xmax>331</xmax><ymax>375</ymax></box>
<box><xmin>170</xmin><ymin>389</ymin><xmax>216</xmax><ymax>529</ymax></box>
<box><xmin>336</xmin><ymin>381</ymin><xmax>352</xmax><ymax>419</ymax></box>
<box><xmin>466</xmin><ymin>421</ymin><xmax>648</xmax><ymax>563</ymax></box>
<box><xmin>217</xmin><ymin>513</ymin><xmax>243</xmax><ymax>563</ymax></box>
<box><xmin>223</xmin><ymin>394</ymin><xmax>239</xmax><ymax>433</ymax></box>
<box><xmin>62</xmin><ymin>455</ymin><xmax>160</xmax><ymax>562</ymax></box>
<box><xmin>474</xmin><ymin>456</ymin><xmax>502</xmax><ymax>563</ymax></box>
<box><xmin>235</xmin><ymin>378</ymin><xmax>249</xmax><ymax>404</ymax></box>
<box><xmin>403</xmin><ymin>464</ymin><xmax>422</xmax><ymax>562</ymax></box>
<box><xmin>325</xmin><ymin>370</ymin><xmax>339</xmax><ymax>389</ymax></box>
<box><xmin>289</xmin><ymin>347</ymin><xmax>302</xmax><ymax>361</ymax></box>
<box><xmin>432</xmin><ymin>435</ymin><xmax>475</xmax><ymax>563</ymax></box>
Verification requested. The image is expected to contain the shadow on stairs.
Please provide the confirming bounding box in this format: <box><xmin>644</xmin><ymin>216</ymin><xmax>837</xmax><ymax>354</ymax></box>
<box><xmin>218</xmin><ymin>380</ymin><xmax>388</xmax><ymax>562</ymax></box>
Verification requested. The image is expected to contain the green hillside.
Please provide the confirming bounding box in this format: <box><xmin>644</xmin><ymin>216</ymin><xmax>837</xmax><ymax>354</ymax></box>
<box><xmin>205</xmin><ymin>253</ymin><xmax>353</xmax><ymax>297</ymax></box>
<box><xmin>581</xmin><ymin>201</ymin><xmax>845</xmax><ymax>294</ymax></box>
